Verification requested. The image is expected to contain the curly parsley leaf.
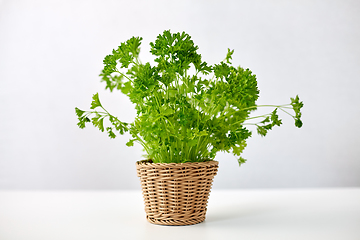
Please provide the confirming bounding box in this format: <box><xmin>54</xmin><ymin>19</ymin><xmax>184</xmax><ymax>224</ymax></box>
<box><xmin>225</xmin><ymin>48</ymin><xmax>234</xmax><ymax>64</ymax></box>
<box><xmin>75</xmin><ymin>107</ymin><xmax>85</xmax><ymax>118</ymax></box>
<box><xmin>90</xmin><ymin>93</ymin><xmax>102</xmax><ymax>109</ymax></box>
<box><xmin>106</xmin><ymin>127</ymin><xmax>116</xmax><ymax>139</ymax></box>
<box><xmin>91</xmin><ymin>113</ymin><xmax>104</xmax><ymax>132</ymax></box>
<box><xmin>291</xmin><ymin>95</ymin><xmax>304</xmax><ymax>128</ymax></box>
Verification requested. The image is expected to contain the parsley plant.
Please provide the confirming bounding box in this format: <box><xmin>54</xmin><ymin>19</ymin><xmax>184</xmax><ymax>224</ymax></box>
<box><xmin>76</xmin><ymin>30</ymin><xmax>303</xmax><ymax>165</ymax></box>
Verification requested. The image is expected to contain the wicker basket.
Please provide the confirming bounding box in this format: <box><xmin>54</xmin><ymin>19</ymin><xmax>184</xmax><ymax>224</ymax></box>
<box><xmin>136</xmin><ymin>159</ymin><xmax>219</xmax><ymax>226</ymax></box>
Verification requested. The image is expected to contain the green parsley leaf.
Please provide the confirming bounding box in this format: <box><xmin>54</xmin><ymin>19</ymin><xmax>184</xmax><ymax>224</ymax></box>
<box><xmin>106</xmin><ymin>127</ymin><xmax>116</xmax><ymax>139</ymax></box>
<box><xmin>75</xmin><ymin>107</ymin><xmax>85</xmax><ymax>118</ymax></box>
<box><xmin>126</xmin><ymin>139</ymin><xmax>135</xmax><ymax>147</ymax></box>
<box><xmin>90</xmin><ymin>93</ymin><xmax>102</xmax><ymax>109</ymax></box>
<box><xmin>91</xmin><ymin>113</ymin><xmax>104</xmax><ymax>132</ymax></box>
<box><xmin>225</xmin><ymin>48</ymin><xmax>234</xmax><ymax>64</ymax></box>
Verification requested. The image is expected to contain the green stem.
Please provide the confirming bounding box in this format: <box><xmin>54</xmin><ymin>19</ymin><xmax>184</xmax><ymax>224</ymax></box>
<box><xmin>278</xmin><ymin>107</ymin><xmax>296</xmax><ymax>119</ymax></box>
<box><xmin>240</xmin><ymin>104</ymin><xmax>291</xmax><ymax>111</ymax></box>
<box><xmin>245</xmin><ymin>113</ymin><xmax>272</xmax><ymax>121</ymax></box>
<box><xmin>115</xmin><ymin>69</ymin><xmax>133</xmax><ymax>83</ymax></box>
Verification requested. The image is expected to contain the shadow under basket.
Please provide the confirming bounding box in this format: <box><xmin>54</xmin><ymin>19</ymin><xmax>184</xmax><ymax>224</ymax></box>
<box><xmin>136</xmin><ymin>159</ymin><xmax>219</xmax><ymax>226</ymax></box>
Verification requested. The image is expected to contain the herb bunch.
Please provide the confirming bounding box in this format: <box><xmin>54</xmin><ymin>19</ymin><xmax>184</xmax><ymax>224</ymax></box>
<box><xmin>76</xmin><ymin>30</ymin><xmax>303</xmax><ymax>165</ymax></box>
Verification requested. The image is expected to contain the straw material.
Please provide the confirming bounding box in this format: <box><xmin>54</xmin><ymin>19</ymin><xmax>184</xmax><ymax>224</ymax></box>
<box><xmin>136</xmin><ymin>159</ymin><xmax>218</xmax><ymax>226</ymax></box>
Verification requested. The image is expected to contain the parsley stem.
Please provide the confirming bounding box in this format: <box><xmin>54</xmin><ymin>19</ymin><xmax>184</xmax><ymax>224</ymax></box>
<box><xmin>278</xmin><ymin>107</ymin><xmax>295</xmax><ymax>119</ymax></box>
<box><xmin>115</xmin><ymin>69</ymin><xmax>133</xmax><ymax>83</ymax></box>
<box><xmin>243</xmin><ymin>122</ymin><xmax>262</xmax><ymax>126</ymax></box>
<box><xmin>240</xmin><ymin>104</ymin><xmax>291</xmax><ymax>111</ymax></box>
<box><xmin>245</xmin><ymin>114</ymin><xmax>271</xmax><ymax>121</ymax></box>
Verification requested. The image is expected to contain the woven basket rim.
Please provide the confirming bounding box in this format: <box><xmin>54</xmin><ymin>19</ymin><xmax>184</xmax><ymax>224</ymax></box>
<box><xmin>136</xmin><ymin>159</ymin><xmax>219</xmax><ymax>167</ymax></box>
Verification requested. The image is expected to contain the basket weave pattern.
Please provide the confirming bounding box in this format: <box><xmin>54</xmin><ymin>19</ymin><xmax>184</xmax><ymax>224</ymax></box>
<box><xmin>136</xmin><ymin>160</ymin><xmax>219</xmax><ymax>226</ymax></box>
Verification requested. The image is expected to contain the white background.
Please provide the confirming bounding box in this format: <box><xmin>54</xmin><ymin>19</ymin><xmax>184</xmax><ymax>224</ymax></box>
<box><xmin>0</xmin><ymin>0</ymin><xmax>359</xmax><ymax>189</ymax></box>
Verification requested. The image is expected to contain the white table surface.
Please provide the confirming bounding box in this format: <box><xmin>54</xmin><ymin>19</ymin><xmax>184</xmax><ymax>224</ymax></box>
<box><xmin>0</xmin><ymin>189</ymin><xmax>359</xmax><ymax>240</ymax></box>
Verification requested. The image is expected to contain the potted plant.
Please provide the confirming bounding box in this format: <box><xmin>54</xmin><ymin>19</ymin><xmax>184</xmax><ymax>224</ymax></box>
<box><xmin>75</xmin><ymin>30</ymin><xmax>303</xmax><ymax>226</ymax></box>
